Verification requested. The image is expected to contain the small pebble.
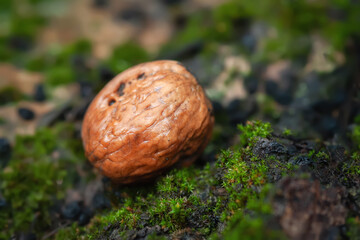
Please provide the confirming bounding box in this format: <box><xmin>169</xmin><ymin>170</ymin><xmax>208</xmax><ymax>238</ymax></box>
<box><xmin>116</xmin><ymin>8</ymin><xmax>145</xmax><ymax>24</ymax></box>
<box><xmin>70</xmin><ymin>54</ymin><xmax>87</xmax><ymax>71</ymax></box>
<box><xmin>62</xmin><ymin>201</ymin><xmax>81</xmax><ymax>220</ymax></box>
<box><xmin>0</xmin><ymin>138</ymin><xmax>11</xmax><ymax>156</ymax></box>
<box><xmin>318</xmin><ymin>115</ymin><xmax>338</xmax><ymax>138</ymax></box>
<box><xmin>92</xmin><ymin>0</ymin><xmax>109</xmax><ymax>8</ymax></box>
<box><xmin>79</xmin><ymin>81</ymin><xmax>93</xmax><ymax>98</ymax></box>
<box><xmin>8</xmin><ymin>35</ymin><xmax>32</xmax><ymax>51</ymax></box>
<box><xmin>265</xmin><ymin>80</ymin><xmax>292</xmax><ymax>105</ymax></box>
<box><xmin>99</xmin><ymin>66</ymin><xmax>115</xmax><ymax>82</ymax></box>
<box><xmin>78</xmin><ymin>208</ymin><xmax>93</xmax><ymax>226</ymax></box>
<box><xmin>34</xmin><ymin>84</ymin><xmax>46</xmax><ymax>102</ymax></box>
<box><xmin>137</xmin><ymin>228</ymin><xmax>147</xmax><ymax>238</ymax></box>
<box><xmin>244</xmin><ymin>75</ymin><xmax>258</xmax><ymax>94</ymax></box>
<box><xmin>0</xmin><ymin>198</ymin><xmax>7</xmax><ymax>208</ymax></box>
<box><xmin>18</xmin><ymin>108</ymin><xmax>35</xmax><ymax>121</ymax></box>
<box><xmin>242</xmin><ymin>34</ymin><xmax>257</xmax><ymax>53</ymax></box>
<box><xmin>92</xmin><ymin>192</ymin><xmax>111</xmax><ymax>210</ymax></box>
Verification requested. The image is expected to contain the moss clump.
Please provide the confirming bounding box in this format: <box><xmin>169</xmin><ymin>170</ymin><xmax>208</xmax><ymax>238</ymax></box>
<box><xmin>238</xmin><ymin>120</ymin><xmax>272</xmax><ymax>147</ymax></box>
<box><xmin>0</xmin><ymin>123</ymin><xmax>85</xmax><ymax>239</ymax></box>
<box><xmin>342</xmin><ymin>152</ymin><xmax>360</xmax><ymax>178</ymax></box>
<box><xmin>218</xmin><ymin>186</ymin><xmax>286</xmax><ymax>240</ymax></box>
<box><xmin>65</xmin><ymin>121</ymin><xmax>289</xmax><ymax>239</ymax></box>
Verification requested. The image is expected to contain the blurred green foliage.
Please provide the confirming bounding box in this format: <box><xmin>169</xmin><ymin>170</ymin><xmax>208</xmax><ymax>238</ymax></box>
<box><xmin>0</xmin><ymin>87</ymin><xmax>26</xmax><ymax>105</ymax></box>
<box><xmin>0</xmin><ymin>123</ymin><xmax>85</xmax><ymax>238</ymax></box>
<box><xmin>106</xmin><ymin>42</ymin><xmax>150</xmax><ymax>73</ymax></box>
<box><xmin>162</xmin><ymin>0</ymin><xmax>360</xmax><ymax>61</ymax></box>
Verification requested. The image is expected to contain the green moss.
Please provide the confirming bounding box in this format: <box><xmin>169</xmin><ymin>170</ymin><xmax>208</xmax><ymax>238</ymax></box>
<box><xmin>157</xmin><ymin>167</ymin><xmax>199</xmax><ymax>196</ymax></box>
<box><xmin>237</xmin><ymin>120</ymin><xmax>272</xmax><ymax>147</ymax></box>
<box><xmin>106</xmin><ymin>42</ymin><xmax>150</xmax><ymax>73</ymax></box>
<box><xmin>45</xmin><ymin>65</ymin><xmax>76</xmax><ymax>86</ymax></box>
<box><xmin>211</xmin><ymin>184</ymin><xmax>286</xmax><ymax>240</ymax></box>
<box><xmin>0</xmin><ymin>86</ymin><xmax>26</xmax><ymax>105</ymax></box>
<box><xmin>56</xmin><ymin>121</ymin><xmax>283</xmax><ymax>239</ymax></box>
<box><xmin>55</xmin><ymin>223</ymin><xmax>80</xmax><ymax>240</ymax></box>
<box><xmin>0</xmin><ymin>123</ymin><xmax>86</xmax><ymax>239</ymax></box>
<box><xmin>351</xmin><ymin>116</ymin><xmax>360</xmax><ymax>150</ymax></box>
<box><xmin>342</xmin><ymin>152</ymin><xmax>360</xmax><ymax>178</ymax></box>
<box><xmin>282</xmin><ymin>128</ymin><xmax>292</xmax><ymax>137</ymax></box>
<box><xmin>222</xmin><ymin>213</ymin><xmax>286</xmax><ymax>240</ymax></box>
<box><xmin>56</xmin><ymin>120</ymin><xmax>357</xmax><ymax>239</ymax></box>
<box><xmin>347</xmin><ymin>217</ymin><xmax>360</xmax><ymax>240</ymax></box>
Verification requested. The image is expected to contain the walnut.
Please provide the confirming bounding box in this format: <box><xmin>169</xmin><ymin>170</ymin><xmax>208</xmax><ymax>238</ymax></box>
<box><xmin>81</xmin><ymin>60</ymin><xmax>214</xmax><ymax>184</ymax></box>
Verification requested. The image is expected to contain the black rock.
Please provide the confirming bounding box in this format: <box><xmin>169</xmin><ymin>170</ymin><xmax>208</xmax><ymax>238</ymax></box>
<box><xmin>70</xmin><ymin>54</ymin><xmax>87</xmax><ymax>71</ymax></box>
<box><xmin>137</xmin><ymin>228</ymin><xmax>147</xmax><ymax>238</ymax></box>
<box><xmin>174</xmin><ymin>14</ymin><xmax>187</xmax><ymax>29</ymax></box>
<box><xmin>161</xmin><ymin>0</ymin><xmax>184</xmax><ymax>6</ymax></box>
<box><xmin>8</xmin><ymin>35</ymin><xmax>32</xmax><ymax>51</ymax></box>
<box><xmin>92</xmin><ymin>0</ymin><xmax>109</xmax><ymax>8</ymax></box>
<box><xmin>33</xmin><ymin>84</ymin><xmax>46</xmax><ymax>102</ymax></box>
<box><xmin>317</xmin><ymin>115</ymin><xmax>338</xmax><ymax>139</ymax></box>
<box><xmin>18</xmin><ymin>108</ymin><xmax>35</xmax><ymax>120</ymax></box>
<box><xmin>253</xmin><ymin>138</ymin><xmax>287</xmax><ymax>159</ymax></box>
<box><xmin>161</xmin><ymin>41</ymin><xmax>204</xmax><ymax>60</ymax></box>
<box><xmin>0</xmin><ymin>198</ymin><xmax>7</xmax><ymax>208</ymax></box>
<box><xmin>311</xmin><ymin>91</ymin><xmax>346</xmax><ymax>114</ymax></box>
<box><xmin>241</xmin><ymin>34</ymin><xmax>257</xmax><ymax>53</ymax></box>
<box><xmin>78</xmin><ymin>208</ymin><xmax>93</xmax><ymax>226</ymax></box>
<box><xmin>226</xmin><ymin>99</ymin><xmax>257</xmax><ymax>126</ymax></box>
<box><xmin>265</xmin><ymin>80</ymin><xmax>293</xmax><ymax>105</ymax></box>
<box><xmin>116</xmin><ymin>8</ymin><xmax>145</xmax><ymax>24</ymax></box>
<box><xmin>79</xmin><ymin>81</ymin><xmax>93</xmax><ymax>98</ymax></box>
<box><xmin>16</xmin><ymin>232</ymin><xmax>37</xmax><ymax>240</ymax></box>
<box><xmin>92</xmin><ymin>191</ymin><xmax>111</xmax><ymax>210</ymax></box>
<box><xmin>62</xmin><ymin>201</ymin><xmax>81</xmax><ymax>220</ymax></box>
<box><xmin>289</xmin><ymin>155</ymin><xmax>312</xmax><ymax>166</ymax></box>
<box><xmin>244</xmin><ymin>75</ymin><xmax>258</xmax><ymax>94</ymax></box>
<box><xmin>99</xmin><ymin>66</ymin><xmax>115</xmax><ymax>82</ymax></box>
<box><xmin>211</xmin><ymin>100</ymin><xmax>224</xmax><ymax>115</ymax></box>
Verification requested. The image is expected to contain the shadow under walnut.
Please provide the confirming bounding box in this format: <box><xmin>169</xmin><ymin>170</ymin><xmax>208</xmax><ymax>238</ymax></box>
<box><xmin>81</xmin><ymin>60</ymin><xmax>214</xmax><ymax>184</ymax></box>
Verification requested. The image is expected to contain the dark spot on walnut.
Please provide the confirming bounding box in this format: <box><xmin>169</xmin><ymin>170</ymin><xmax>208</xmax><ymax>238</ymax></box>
<box><xmin>108</xmin><ymin>99</ymin><xmax>116</xmax><ymax>106</ymax></box>
<box><xmin>137</xmin><ymin>73</ymin><xmax>145</xmax><ymax>80</ymax></box>
<box><xmin>118</xmin><ymin>83</ymin><xmax>126</xmax><ymax>96</ymax></box>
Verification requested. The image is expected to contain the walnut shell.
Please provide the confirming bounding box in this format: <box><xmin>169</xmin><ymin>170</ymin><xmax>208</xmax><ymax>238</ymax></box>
<box><xmin>81</xmin><ymin>60</ymin><xmax>214</xmax><ymax>184</ymax></box>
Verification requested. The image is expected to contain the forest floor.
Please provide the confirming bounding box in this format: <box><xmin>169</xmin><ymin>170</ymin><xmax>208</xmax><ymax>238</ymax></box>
<box><xmin>0</xmin><ymin>0</ymin><xmax>360</xmax><ymax>239</ymax></box>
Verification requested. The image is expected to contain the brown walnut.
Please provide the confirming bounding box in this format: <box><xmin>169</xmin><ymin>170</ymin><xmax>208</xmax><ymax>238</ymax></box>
<box><xmin>81</xmin><ymin>60</ymin><xmax>214</xmax><ymax>184</ymax></box>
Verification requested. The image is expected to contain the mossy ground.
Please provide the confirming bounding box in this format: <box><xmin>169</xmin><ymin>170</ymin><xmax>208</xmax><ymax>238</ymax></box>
<box><xmin>3</xmin><ymin>120</ymin><xmax>359</xmax><ymax>239</ymax></box>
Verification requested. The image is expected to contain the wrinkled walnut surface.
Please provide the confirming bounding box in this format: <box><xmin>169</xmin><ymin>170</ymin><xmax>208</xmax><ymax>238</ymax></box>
<box><xmin>82</xmin><ymin>60</ymin><xmax>214</xmax><ymax>184</ymax></box>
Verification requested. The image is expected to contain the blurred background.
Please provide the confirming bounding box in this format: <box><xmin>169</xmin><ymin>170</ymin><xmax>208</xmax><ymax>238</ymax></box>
<box><xmin>1</xmin><ymin>0</ymin><xmax>360</xmax><ymax>146</ymax></box>
<box><xmin>0</xmin><ymin>0</ymin><xmax>360</xmax><ymax>238</ymax></box>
